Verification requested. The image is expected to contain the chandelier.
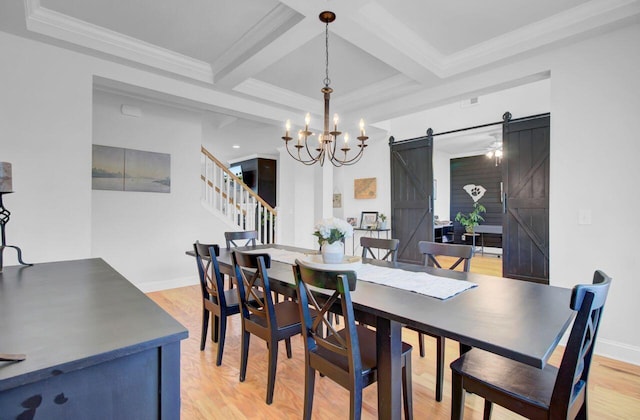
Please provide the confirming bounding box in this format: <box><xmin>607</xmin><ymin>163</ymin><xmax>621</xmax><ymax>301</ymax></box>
<box><xmin>281</xmin><ymin>11</ymin><xmax>368</xmax><ymax>167</ymax></box>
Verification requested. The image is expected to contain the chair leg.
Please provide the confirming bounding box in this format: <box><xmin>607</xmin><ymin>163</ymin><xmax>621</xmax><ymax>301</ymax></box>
<box><xmin>200</xmin><ymin>309</ymin><xmax>209</xmax><ymax>351</ymax></box>
<box><xmin>435</xmin><ymin>336</ymin><xmax>444</xmax><ymax>402</ymax></box>
<box><xmin>266</xmin><ymin>340</ymin><xmax>279</xmax><ymax>405</ymax></box>
<box><xmin>451</xmin><ymin>371</ymin><xmax>465</xmax><ymax>420</ymax></box>
<box><xmin>303</xmin><ymin>364</ymin><xmax>316</xmax><ymax>420</ymax></box>
<box><xmin>350</xmin><ymin>382</ymin><xmax>363</xmax><ymax>420</ymax></box>
<box><xmin>239</xmin><ymin>331</ymin><xmax>250</xmax><ymax>382</ymax></box>
<box><xmin>215</xmin><ymin>315</ymin><xmax>227</xmax><ymax>366</ymax></box>
<box><xmin>483</xmin><ymin>400</ymin><xmax>493</xmax><ymax>420</ymax></box>
<box><xmin>402</xmin><ymin>353</ymin><xmax>413</xmax><ymax>420</ymax></box>
<box><xmin>213</xmin><ymin>314</ymin><xmax>219</xmax><ymax>343</ymax></box>
<box><xmin>418</xmin><ymin>332</ymin><xmax>425</xmax><ymax>357</ymax></box>
<box><xmin>285</xmin><ymin>337</ymin><xmax>293</xmax><ymax>359</ymax></box>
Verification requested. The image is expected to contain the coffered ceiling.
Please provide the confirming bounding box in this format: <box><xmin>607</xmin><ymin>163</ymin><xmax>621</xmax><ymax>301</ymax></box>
<box><xmin>2</xmin><ymin>0</ymin><xmax>639</xmax><ymax>158</ymax></box>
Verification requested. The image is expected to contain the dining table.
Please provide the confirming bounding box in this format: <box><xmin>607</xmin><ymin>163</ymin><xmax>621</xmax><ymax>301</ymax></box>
<box><xmin>190</xmin><ymin>244</ymin><xmax>574</xmax><ymax>420</ymax></box>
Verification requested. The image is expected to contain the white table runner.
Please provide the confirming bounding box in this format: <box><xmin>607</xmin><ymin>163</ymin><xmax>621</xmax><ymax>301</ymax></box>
<box><xmin>253</xmin><ymin>247</ymin><xmax>476</xmax><ymax>300</ymax></box>
<box><xmin>244</xmin><ymin>247</ymin><xmax>310</xmax><ymax>265</ymax></box>
<box><xmin>354</xmin><ymin>263</ymin><xmax>476</xmax><ymax>300</ymax></box>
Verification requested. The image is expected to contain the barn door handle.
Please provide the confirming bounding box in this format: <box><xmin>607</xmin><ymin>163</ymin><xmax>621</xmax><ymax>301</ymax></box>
<box><xmin>502</xmin><ymin>193</ymin><xmax>507</xmax><ymax>213</ymax></box>
<box><xmin>428</xmin><ymin>195</ymin><xmax>433</xmax><ymax>213</ymax></box>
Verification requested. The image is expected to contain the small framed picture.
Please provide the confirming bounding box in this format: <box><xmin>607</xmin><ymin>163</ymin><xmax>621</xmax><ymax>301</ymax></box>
<box><xmin>333</xmin><ymin>193</ymin><xmax>342</xmax><ymax>208</ymax></box>
<box><xmin>346</xmin><ymin>217</ymin><xmax>358</xmax><ymax>226</ymax></box>
<box><xmin>360</xmin><ymin>211</ymin><xmax>379</xmax><ymax>229</ymax></box>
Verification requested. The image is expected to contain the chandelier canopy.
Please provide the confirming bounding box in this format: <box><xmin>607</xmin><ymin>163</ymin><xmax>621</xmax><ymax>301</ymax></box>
<box><xmin>281</xmin><ymin>11</ymin><xmax>368</xmax><ymax>167</ymax></box>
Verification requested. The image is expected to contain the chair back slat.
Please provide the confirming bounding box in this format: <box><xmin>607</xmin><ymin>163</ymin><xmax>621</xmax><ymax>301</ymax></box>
<box><xmin>225</xmin><ymin>230</ymin><xmax>258</xmax><ymax>249</ymax></box>
<box><xmin>551</xmin><ymin>270</ymin><xmax>611</xmax><ymax>418</ymax></box>
<box><xmin>418</xmin><ymin>241</ymin><xmax>473</xmax><ymax>272</ymax></box>
<box><xmin>293</xmin><ymin>261</ymin><xmax>361</xmax><ymax>372</ymax></box>
<box><xmin>360</xmin><ymin>237</ymin><xmax>399</xmax><ymax>262</ymax></box>
<box><xmin>232</xmin><ymin>250</ymin><xmax>275</xmax><ymax>327</ymax></box>
<box><xmin>193</xmin><ymin>242</ymin><xmax>226</xmax><ymax>306</ymax></box>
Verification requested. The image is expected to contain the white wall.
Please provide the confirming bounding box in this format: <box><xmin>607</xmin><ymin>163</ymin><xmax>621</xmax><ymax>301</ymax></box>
<box><xmin>547</xmin><ymin>24</ymin><xmax>640</xmax><ymax>363</ymax></box>
<box><xmin>0</xmin><ymin>31</ymin><xmax>229</xmax><ymax>292</ymax></box>
<box><xmin>1</xmin><ymin>31</ymin><xmax>93</xmax><ymax>265</ymax></box>
<box><xmin>92</xmin><ymin>91</ymin><xmax>225</xmax><ymax>291</ymax></box>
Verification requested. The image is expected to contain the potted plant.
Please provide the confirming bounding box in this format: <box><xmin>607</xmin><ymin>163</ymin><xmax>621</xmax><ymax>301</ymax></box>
<box><xmin>313</xmin><ymin>218</ymin><xmax>354</xmax><ymax>263</ymax></box>
<box><xmin>378</xmin><ymin>213</ymin><xmax>388</xmax><ymax>229</ymax></box>
<box><xmin>455</xmin><ymin>202</ymin><xmax>486</xmax><ymax>233</ymax></box>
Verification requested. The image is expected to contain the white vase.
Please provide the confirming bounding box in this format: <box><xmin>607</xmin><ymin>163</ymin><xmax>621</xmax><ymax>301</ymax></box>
<box><xmin>321</xmin><ymin>240</ymin><xmax>344</xmax><ymax>264</ymax></box>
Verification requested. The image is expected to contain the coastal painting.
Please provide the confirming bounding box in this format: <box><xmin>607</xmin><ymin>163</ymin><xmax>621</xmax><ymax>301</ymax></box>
<box><xmin>92</xmin><ymin>145</ymin><xmax>170</xmax><ymax>193</ymax></box>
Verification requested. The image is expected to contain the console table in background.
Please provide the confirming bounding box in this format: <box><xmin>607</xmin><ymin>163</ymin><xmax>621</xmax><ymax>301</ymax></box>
<box><xmin>0</xmin><ymin>259</ymin><xmax>188</xmax><ymax>418</ymax></box>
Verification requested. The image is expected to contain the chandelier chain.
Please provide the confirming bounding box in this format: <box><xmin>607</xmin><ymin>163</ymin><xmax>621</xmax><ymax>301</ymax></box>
<box><xmin>324</xmin><ymin>21</ymin><xmax>331</xmax><ymax>87</ymax></box>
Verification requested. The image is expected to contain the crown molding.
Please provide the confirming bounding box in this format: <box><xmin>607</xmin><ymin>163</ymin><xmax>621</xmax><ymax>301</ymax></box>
<box><xmin>443</xmin><ymin>0</ymin><xmax>640</xmax><ymax>73</ymax></box>
<box><xmin>353</xmin><ymin>0</ymin><xmax>640</xmax><ymax>80</ymax></box>
<box><xmin>234</xmin><ymin>78</ymin><xmax>321</xmax><ymax>115</ymax></box>
<box><xmin>333</xmin><ymin>74</ymin><xmax>418</xmax><ymax>112</ymax></box>
<box><xmin>23</xmin><ymin>0</ymin><xmax>213</xmax><ymax>83</ymax></box>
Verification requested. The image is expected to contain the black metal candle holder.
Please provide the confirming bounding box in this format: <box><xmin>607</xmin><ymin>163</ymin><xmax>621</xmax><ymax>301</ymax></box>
<box><xmin>0</xmin><ymin>192</ymin><xmax>32</xmax><ymax>272</ymax></box>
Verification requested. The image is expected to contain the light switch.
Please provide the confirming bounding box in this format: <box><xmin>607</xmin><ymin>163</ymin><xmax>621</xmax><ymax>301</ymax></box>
<box><xmin>578</xmin><ymin>209</ymin><xmax>592</xmax><ymax>225</ymax></box>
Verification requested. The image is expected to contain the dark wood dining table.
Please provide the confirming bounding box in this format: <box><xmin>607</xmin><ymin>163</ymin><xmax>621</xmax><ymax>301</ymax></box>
<box><xmin>193</xmin><ymin>244</ymin><xmax>574</xmax><ymax>420</ymax></box>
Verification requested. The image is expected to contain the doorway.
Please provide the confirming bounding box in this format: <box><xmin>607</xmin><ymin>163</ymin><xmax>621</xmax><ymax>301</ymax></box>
<box><xmin>390</xmin><ymin>113</ymin><xmax>550</xmax><ymax>283</ymax></box>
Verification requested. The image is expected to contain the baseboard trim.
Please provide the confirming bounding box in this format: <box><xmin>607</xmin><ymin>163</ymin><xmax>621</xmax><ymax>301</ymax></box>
<box><xmin>138</xmin><ymin>276</ymin><xmax>198</xmax><ymax>293</ymax></box>
<box><xmin>595</xmin><ymin>338</ymin><xmax>640</xmax><ymax>366</ymax></box>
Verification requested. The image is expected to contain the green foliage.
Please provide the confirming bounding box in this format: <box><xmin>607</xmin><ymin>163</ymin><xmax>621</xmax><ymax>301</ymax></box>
<box><xmin>379</xmin><ymin>213</ymin><xmax>387</xmax><ymax>222</ymax></box>
<box><xmin>455</xmin><ymin>202</ymin><xmax>487</xmax><ymax>232</ymax></box>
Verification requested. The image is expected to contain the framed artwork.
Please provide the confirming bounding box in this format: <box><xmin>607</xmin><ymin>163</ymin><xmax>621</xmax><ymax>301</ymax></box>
<box><xmin>346</xmin><ymin>217</ymin><xmax>357</xmax><ymax>226</ymax></box>
<box><xmin>354</xmin><ymin>177</ymin><xmax>377</xmax><ymax>199</ymax></box>
<box><xmin>333</xmin><ymin>193</ymin><xmax>342</xmax><ymax>208</ymax></box>
<box><xmin>360</xmin><ymin>211</ymin><xmax>378</xmax><ymax>229</ymax></box>
<box><xmin>92</xmin><ymin>145</ymin><xmax>170</xmax><ymax>193</ymax></box>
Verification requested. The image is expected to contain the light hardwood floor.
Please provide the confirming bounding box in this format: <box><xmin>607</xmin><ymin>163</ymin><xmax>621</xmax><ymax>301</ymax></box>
<box><xmin>147</xmin><ymin>255</ymin><xmax>640</xmax><ymax>419</ymax></box>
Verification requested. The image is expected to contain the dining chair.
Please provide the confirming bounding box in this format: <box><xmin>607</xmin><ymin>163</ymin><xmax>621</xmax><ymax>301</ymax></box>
<box><xmin>360</xmin><ymin>237</ymin><xmax>399</xmax><ymax>262</ymax></box>
<box><xmin>450</xmin><ymin>270</ymin><xmax>611</xmax><ymax>420</ymax></box>
<box><xmin>293</xmin><ymin>259</ymin><xmax>413</xmax><ymax>420</ymax></box>
<box><xmin>225</xmin><ymin>230</ymin><xmax>258</xmax><ymax>249</ymax></box>
<box><xmin>415</xmin><ymin>240</ymin><xmax>474</xmax><ymax>402</ymax></box>
<box><xmin>223</xmin><ymin>230</ymin><xmax>258</xmax><ymax>289</ymax></box>
<box><xmin>232</xmin><ymin>249</ymin><xmax>305</xmax><ymax>405</ymax></box>
<box><xmin>193</xmin><ymin>242</ymin><xmax>241</xmax><ymax>366</ymax></box>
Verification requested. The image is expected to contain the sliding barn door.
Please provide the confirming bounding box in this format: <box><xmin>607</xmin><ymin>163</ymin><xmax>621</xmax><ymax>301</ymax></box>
<box><xmin>390</xmin><ymin>136</ymin><xmax>434</xmax><ymax>264</ymax></box>
<box><xmin>502</xmin><ymin>114</ymin><xmax>550</xmax><ymax>284</ymax></box>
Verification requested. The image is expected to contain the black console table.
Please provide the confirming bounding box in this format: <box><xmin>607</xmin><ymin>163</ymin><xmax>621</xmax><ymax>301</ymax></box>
<box><xmin>0</xmin><ymin>258</ymin><xmax>188</xmax><ymax>418</ymax></box>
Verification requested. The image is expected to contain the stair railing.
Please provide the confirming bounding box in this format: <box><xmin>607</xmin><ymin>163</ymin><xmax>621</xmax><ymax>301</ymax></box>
<box><xmin>200</xmin><ymin>146</ymin><xmax>276</xmax><ymax>244</ymax></box>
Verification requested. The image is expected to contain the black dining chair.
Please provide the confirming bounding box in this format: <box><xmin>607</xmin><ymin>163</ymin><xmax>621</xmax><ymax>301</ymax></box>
<box><xmin>450</xmin><ymin>270</ymin><xmax>611</xmax><ymax>420</ymax></box>
<box><xmin>193</xmin><ymin>242</ymin><xmax>241</xmax><ymax>366</ymax></box>
<box><xmin>293</xmin><ymin>259</ymin><xmax>413</xmax><ymax>420</ymax></box>
<box><xmin>225</xmin><ymin>230</ymin><xmax>258</xmax><ymax>249</ymax></box>
<box><xmin>232</xmin><ymin>249</ymin><xmax>304</xmax><ymax>405</ymax></box>
<box><xmin>415</xmin><ymin>240</ymin><xmax>474</xmax><ymax>402</ymax></box>
<box><xmin>360</xmin><ymin>236</ymin><xmax>399</xmax><ymax>262</ymax></box>
<box><xmin>222</xmin><ymin>230</ymin><xmax>258</xmax><ymax>289</ymax></box>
